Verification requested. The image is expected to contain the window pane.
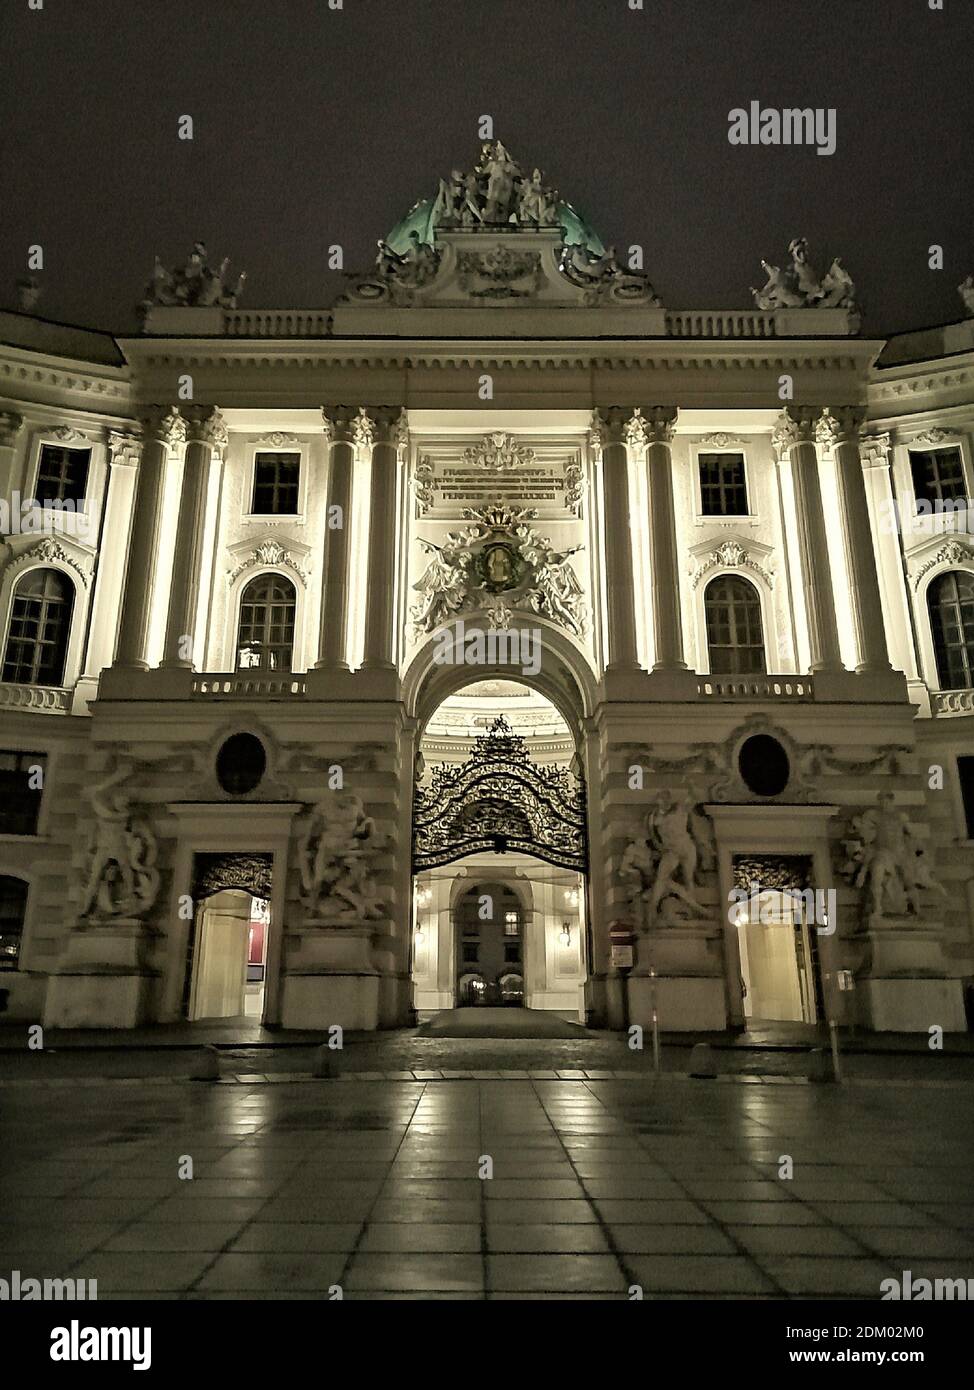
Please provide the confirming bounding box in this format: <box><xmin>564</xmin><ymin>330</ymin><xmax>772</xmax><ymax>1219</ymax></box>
<box><xmin>705</xmin><ymin>576</ymin><xmax>766</xmax><ymax>675</ymax></box>
<box><xmin>251</xmin><ymin>453</ymin><xmax>300</xmax><ymax>515</ymax></box>
<box><xmin>699</xmin><ymin>453</ymin><xmax>748</xmax><ymax>516</ymax></box>
<box><xmin>36</xmin><ymin>445</ymin><xmax>90</xmax><ymax>507</ymax></box>
<box><xmin>236</xmin><ymin>574</ymin><xmax>297</xmax><ymax>671</ymax></box>
<box><xmin>2</xmin><ymin>569</ymin><xmax>73</xmax><ymax>685</ymax></box>
<box><xmin>928</xmin><ymin>571</ymin><xmax>974</xmax><ymax>688</ymax></box>
<box><xmin>0</xmin><ymin>752</ymin><xmax>46</xmax><ymax>835</ymax></box>
<box><xmin>0</xmin><ymin>876</ymin><xmax>28</xmax><ymax>970</ymax></box>
<box><xmin>910</xmin><ymin>447</ymin><xmax>966</xmax><ymax>507</ymax></box>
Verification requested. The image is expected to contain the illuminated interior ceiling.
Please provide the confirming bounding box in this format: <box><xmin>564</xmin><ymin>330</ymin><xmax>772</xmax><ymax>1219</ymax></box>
<box><xmin>424</xmin><ymin>680</ymin><xmax>571</xmax><ymax>741</ymax></box>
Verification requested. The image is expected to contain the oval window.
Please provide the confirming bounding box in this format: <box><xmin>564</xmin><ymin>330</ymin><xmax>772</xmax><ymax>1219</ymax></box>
<box><xmin>738</xmin><ymin>734</ymin><xmax>789</xmax><ymax>797</ymax></box>
<box><xmin>216</xmin><ymin>733</ymin><xmax>266</xmax><ymax>796</ymax></box>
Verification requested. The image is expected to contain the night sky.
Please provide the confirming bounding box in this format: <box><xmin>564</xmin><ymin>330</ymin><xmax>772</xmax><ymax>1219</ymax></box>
<box><xmin>3</xmin><ymin>0</ymin><xmax>973</xmax><ymax>336</ymax></box>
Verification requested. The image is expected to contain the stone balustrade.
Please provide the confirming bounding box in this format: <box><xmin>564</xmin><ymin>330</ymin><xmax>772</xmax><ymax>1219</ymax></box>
<box><xmin>0</xmin><ymin>682</ymin><xmax>70</xmax><ymax>713</ymax></box>
<box><xmin>932</xmin><ymin>688</ymin><xmax>974</xmax><ymax>716</ymax></box>
<box><xmin>191</xmin><ymin>674</ymin><xmax>308</xmax><ymax>697</ymax></box>
<box><xmin>697</xmin><ymin>676</ymin><xmax>813</xmax><ymax>700</ymax></box>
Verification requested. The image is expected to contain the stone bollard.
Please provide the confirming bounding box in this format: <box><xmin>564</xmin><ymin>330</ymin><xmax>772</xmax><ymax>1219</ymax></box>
<box><xmin>688</xmin><ymin>1042</ymin><xmax>717</xmax><ymax>1079</ymax></box>
<box><xmin>190</xmin><ymin>1045</ymin><xmax>220</xmax><ymax>1081</ymax></box>
<box><xmin>313</xmin><ymin>1045</ymin><xmax>333</xmax><ymax>1079</ymax></box>
<box><xmin>808</xmin><ymin>1047</ymin><xmax>836</xmax><ymax>1084</ymax></box>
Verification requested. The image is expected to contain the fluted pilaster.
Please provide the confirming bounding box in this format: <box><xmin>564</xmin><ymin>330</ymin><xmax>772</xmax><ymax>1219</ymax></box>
<box><xmin>161</xmin><ymin>406</ymin><xmax>227</xmax><ymax>669</ymax></box>
<box><xmin>363</xmin><ymin>408</ymin><xmax>406</xmax><ymax>669</ymax></box>
<box><xmin>772</xmin><ymin>406</ymin><xmax>843</xmax><ymax>673</ymax></box>
<box><xmin>817</xmin><ymin>407</ymin><xmax>892</xmax><ymax>673</ymax></box>
<box><xmin>115</xmin><ymin>407</ymin><xmax>186</xmax><ymax>669</ymax></box>
<box><xmin>591</xmin><ymin>408</ymin><xmax>639</xmax><ymax>670</ymax></box>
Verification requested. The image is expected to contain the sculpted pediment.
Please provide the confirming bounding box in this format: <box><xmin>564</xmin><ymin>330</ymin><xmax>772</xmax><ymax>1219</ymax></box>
<box><xmin>332</xmin><ymin>139</ymin><xmax>666</xmax><ymax>336</ymax></box>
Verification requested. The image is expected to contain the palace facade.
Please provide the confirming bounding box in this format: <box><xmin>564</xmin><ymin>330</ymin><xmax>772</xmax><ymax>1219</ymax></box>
<box><xmin>1</xmin><ymin>142</ymin><xmax>973</xmax><ymax>1034</ymax></box>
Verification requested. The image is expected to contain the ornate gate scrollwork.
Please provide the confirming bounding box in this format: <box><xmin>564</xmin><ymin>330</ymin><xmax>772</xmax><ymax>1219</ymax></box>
<box><xmin>412</xmin><ymin>716</ymin><xmax>587</xmax><ymax>873</ymax></box>
<box><xmin>192</xmin><ymin>852</ymin><xmax>273</xmax><ymax>901</ymax></box>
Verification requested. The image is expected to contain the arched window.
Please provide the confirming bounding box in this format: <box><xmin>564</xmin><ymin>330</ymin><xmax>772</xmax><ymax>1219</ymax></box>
<box><xmin>0</xmin><ymin>875</ymin><xmax>28</xmax><ymax>970</ymax></box>
<box><xmin>927</xmin><ymin>570</ymin><xmax>974</xmax><ymax>689</ymax></box>
<box><xmin>236</xmin><ymin>573</ymin><xmax>296</xmax><ymax>671</ymax></box>
<box><xmin>2</xmin><ymin>568</ymin><xmax>74</xmax><ymax>685</ymax></box>
<box><xmin>704</xmin><ymin>575</ymin><xmax>766</xmax><ymax>675</ymax></box>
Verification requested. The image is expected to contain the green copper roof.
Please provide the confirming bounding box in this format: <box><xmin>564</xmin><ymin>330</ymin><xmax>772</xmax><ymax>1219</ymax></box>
<box><xmin>385</xmin><ymin>199</ymin><xmax>605</xmax><ymax>257</ymax></box>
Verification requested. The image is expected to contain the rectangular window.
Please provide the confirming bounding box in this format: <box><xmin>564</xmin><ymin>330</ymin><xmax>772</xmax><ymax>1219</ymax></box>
<box><xmin>503</xmin><ymin>910</ymin><xmax>520</xmax><ymax>936</ymax></box>
<box><xmin>36</xmin><ymin>444</ymin><xmax>90</xmax><ymax>506</ymax></box>
<box><xmin>0</xmin><ymin>752</ymin><xmax>46</xmax><ymax>835</ymax></box>
<box><xmin>909</xmin><ymin>447</ymin><xmax>966</xmax><ymax>508</ymax></box>
<box><xmin>251</xmin><ymin>453</ymin><xmax>300</xmax><ymax>515</ymax></box>
<box><xmin>699</xmin><ymin>452</ymin><xmax>749</xmax><ymax>516</ymax></box>
<box><xmin>503</xmin><ymin>941</ymin><xmax>521</xmax><ymax>963</ymax></box>
<box><xmin>0</xmin><ymin>876</ymin><xmax>28</xmax><ymax>970</ymax></box>
<box><xmin>462</xmin><ymin>942</ymin><xmax>479</xmax><ymax>965</ymax></box>
<box><xmin>959</xmin><ymin>756</ymin><xmax>974</xmax><ymax>840</ymax></box>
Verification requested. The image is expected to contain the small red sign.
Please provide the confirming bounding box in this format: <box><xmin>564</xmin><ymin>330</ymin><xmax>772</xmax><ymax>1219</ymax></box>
<box><xmin>609</xmin><ymin>921</ymin><xmax>635</xmax><ymax>945</ymax></box>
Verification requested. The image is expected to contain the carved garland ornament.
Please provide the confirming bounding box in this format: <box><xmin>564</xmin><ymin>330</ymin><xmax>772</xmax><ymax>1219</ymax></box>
<box><xmin>228</xmin><ymin>540</ymin><xmax>309</xmax><ymax>587</ymax></box>
<box><xmin>691</xmin><ymin>540</ymin><xmax>774</xmax><ymax>590</ymax></box>
<box><xmin>912</xmin><ymin>540</ymin><xmax>974</xmax><ymax>589</ymax></box>
<box><xmin>462</xmin><ymin>431</ymin><xmax>536</xmax><ymax>471</ymax></box>
<box><xmin>8</xmin><ymin>537</ymin><xmax>90</xmax><ymax>587</ymax></box>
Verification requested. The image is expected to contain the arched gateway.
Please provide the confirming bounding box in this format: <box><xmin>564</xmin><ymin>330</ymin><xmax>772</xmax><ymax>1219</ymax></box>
<box><xmin>408</xmin><ymin>669</ymin><xmax>596</xmax><ymax>1021</ymax></box>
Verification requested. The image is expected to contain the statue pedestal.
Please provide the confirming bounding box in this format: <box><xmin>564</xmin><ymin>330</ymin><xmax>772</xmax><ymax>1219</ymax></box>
<box><xmin>280</xmin><ymin>918</ymin><xmax>390</xmax><ymax>1032</ymax></box>
<box><xmin>44</xmin><ymin>919</ymin><xmax>157</xmax><ymax>1030</ymax></box>
<box><xmin>626</xmin><ymin>923</ymin><xmax>727</xmax><ymax>1032</ymax></box>
<box><xmin>854</xmin><ymin>917</ymin><xmax>966</xmax><ymax>1032</ymax></box>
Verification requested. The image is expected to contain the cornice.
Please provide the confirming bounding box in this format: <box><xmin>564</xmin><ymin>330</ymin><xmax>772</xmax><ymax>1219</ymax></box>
<box><xmin>0</xmin><ymin>344</ymin><xmax>131</xmax><ymax>402</ymax></box>
<box><xmin>117</xmin><ymin>336</ymin><xmax>883</xmax><ymax>373</ymax></box>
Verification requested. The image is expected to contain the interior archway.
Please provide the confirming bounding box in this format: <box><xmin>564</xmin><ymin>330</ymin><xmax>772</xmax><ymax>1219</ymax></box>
<box><xmin>410</xmin><ymin>677</ymin><xmax>589</xmax><ymax>1023</ymax></box>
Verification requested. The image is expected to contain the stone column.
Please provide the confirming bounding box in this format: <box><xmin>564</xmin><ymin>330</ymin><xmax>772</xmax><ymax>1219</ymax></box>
<box><xmin>817</xmin><ymin>408</ymin><xmax>892</xmax><ymax>673</ymax></box>
<box><xmin>80</xmin><ymin>431</ymin><xmax>141</xmax><ymax>684</ymax></box>
<box><xmin>161</xmin><ymin>406</ymin><xmax>227</xmax><ymax>669</ymax></box>
<box><xmin>640</xmin><ymin>406</ymin><xmax>686</xmax><ymax>671</ymax></box>
<box><xmin>860</xmin><ymin>432</ymin><xmax>919</xmax><ymax>681</ymax></box>
<box><xmin>0</xmin><ymin>411</ymin><xmax>25</xmax><ymax>505</ymax></box>
<box><xmin>591</xmin><ymin>409</ymin><xmax>639</xmax><ymax>671</ymax></box>
<box><xmin>772</xmin><ymin>407</ymin><xmax>843</xmax><ymax>673</ymax></box>
<box><xmin>362</xmin><ymin>408</ymin><xmax>406</xmax><ymax>670</ymax></box>
<box><xmin>315</xmin><ymin>407</ymin><xmax>368</xmax><ymax>670</ymax></box>
<box><xmin>114</xmin><ymin>407</ymin><xmax>186</xmax><ymax>669</ymax></box>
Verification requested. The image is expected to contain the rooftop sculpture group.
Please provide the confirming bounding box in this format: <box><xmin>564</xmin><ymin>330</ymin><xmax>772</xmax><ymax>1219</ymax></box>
<box><xmin>368</xmin><ymin>140</ymin><xmax>659</xmax><ymax>305</ymax></box>
<box><xmin>752</xmin><ymin>237</ymin><xmax>857</xmax><ymax>311</ymax></box>
<box><xmin>431</xmin><ymin>140</ymin><xmax>561</xmax><ymax>229</ymax></box>
<box><xmin>140</xmin><ymin>241</ymin><xmax>247</xmax><ymax>317</ymax></box>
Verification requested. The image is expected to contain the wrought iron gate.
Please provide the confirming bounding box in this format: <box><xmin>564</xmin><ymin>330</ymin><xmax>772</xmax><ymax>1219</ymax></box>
<box><xmin>412</xmin><ymin>716</ymin><xmax>587</xmax><ymax>873</ymax></box>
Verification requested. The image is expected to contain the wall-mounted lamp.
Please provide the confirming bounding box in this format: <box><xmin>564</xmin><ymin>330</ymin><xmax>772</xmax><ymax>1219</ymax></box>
<box><xmin>559</xmin><ymin>922</ymin><xmax>572</xmax><ymax>947</ymax></box>
<box><xmin>414</xmin><ymin>926</ymin><xmax>425</xmax><ymax>944</ymax></box>
<box><xmin>563</xmin><ymin>888</ymin><xmax>579</xmax><ymax>908</ymax></box>
<box><xmin>415</xmin><ymin>884</ymin><xmax>432</xmax><ymax>908</ymax></box>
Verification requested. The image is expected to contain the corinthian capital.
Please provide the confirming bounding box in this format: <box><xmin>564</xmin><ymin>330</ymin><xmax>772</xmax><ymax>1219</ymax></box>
<box><xmin>321</xmin><ymin>406</ymin><xmax>358</xmax><ymax>445</ymax></box>
<box><xmin>590</xmin><ymin>407</ymin><xmax>630</xmax><ymax>454</ymax></box>
<box><xmin>816</xmin><ymin>405</ymin><xmax>865</xmax><ymax>451</ymax></box>
<box><xmin>183</xmin><ymin>405</ymin><xmax>228</xmax><ymax>452</ymax></box>
<box><xmin>0</xmin><ymin>411</ymin><xmax>24</xmax><ymax>448</ymax></box>
<box><xmin>641</xmin><ymin>406</ymin><xmax>678</xmax><ymax>445</ymax></box>
<box><xmin>107</xmin><ymin>430</ymin><xmax>142</xmax><ymax>467</ymax></box>
<box><xmin>860</xmin><ymin>432</ymin><xmax>892</xmax><ymax>469</ymax></box>
<box><xmin>624</xmin><ymin>409</ymin><xmax>650</xmax><ymax>449</ymax></box>
<box><xmin>352</xmin><ymin>407</ymin><xmax>375</xmax><ymax>451</ymax></box>
<box><xmin>772</xmin><ymin>406</ymin><xmax>817</xmax><ymax>457</ymax></box>
<box><xmin>140</xmin><ymin>405</ymin><xmax>187</xmax><ymax>449</ymax></box>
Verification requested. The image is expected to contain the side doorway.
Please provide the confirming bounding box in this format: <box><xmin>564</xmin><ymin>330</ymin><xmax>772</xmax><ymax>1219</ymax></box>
<box><xmin>184</xmin><ymin>852</ymin><xmax>274</xmax><ymax>1024</ymax></box>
